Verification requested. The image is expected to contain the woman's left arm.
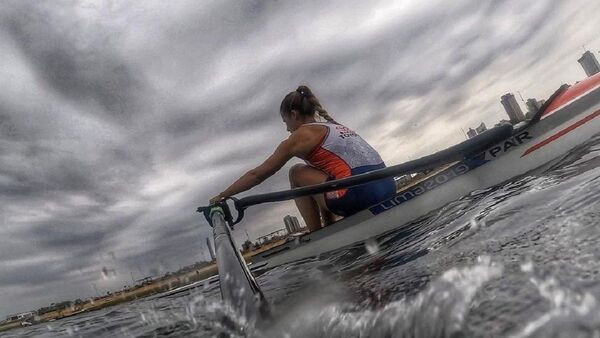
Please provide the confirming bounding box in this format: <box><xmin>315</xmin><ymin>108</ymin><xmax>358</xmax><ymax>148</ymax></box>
<box><xmin>210</xmin><ymin>138</ymin><xmax>294</xmax><ymax>203</ymax></box>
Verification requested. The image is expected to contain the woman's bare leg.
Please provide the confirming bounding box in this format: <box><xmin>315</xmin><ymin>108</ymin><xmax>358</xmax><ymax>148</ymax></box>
<box><xmin>314</xmin><ymin>194</ymin><xmax>337</xmax><ymax>226</ymax></box>
<box><xmin>289</xmin><ymin>164</ymin><xmax>336</xmax><ymax>232</ymax></box>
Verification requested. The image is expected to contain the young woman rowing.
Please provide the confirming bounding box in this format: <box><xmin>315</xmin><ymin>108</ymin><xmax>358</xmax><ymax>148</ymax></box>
<box><xmin>210</xmin><ymin>86</ymin><xmax>395</xmax><ymax>232</ymax></box>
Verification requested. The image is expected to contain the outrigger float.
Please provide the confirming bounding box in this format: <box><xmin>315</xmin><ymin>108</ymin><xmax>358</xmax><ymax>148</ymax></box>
<box><xmin>198</xmin><ymin>72</ymin><xmax>600</xmax><ymax>314</ymax></box>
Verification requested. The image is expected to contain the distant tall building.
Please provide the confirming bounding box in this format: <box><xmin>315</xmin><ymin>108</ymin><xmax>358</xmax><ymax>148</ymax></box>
<box><xmin>526</xmin><ymin>98</ymin><xmax>542</xmax><ymax>114</ymax></box>
<box><xmin>284</xmin><ymin>215</ymin><xmax>301</xmax><ymax>234</ymax></box>
<box><xmin>206</xmin><ymin>237</ymin><xmax>215</xmax><ymax>261</ymax></box>
<box><xmin>501</xmin><ymin>93</ymin><xmax>525</xmax><ymax>124</ymax></box>
<box><xmin>466</xmin><ymin>128</ymin><xmax>477</xmax><ymax>139</ymax></box>
<box><xmin>466</xmin><ymin>122</ymin><xmax>487</xmax><ymax>139</ymax></box>
<box><xmin>578</xmin><ymin>51</ymin><xmax>600</xmax><ymax>77</ymax></box>
<box><xmin>475</xmin><ymin>122</ymin><xmax>487</xmax><ymax>134</ymax></box>
<box><xmin>525</xmin><ymin>98</ymin><xmax>545</xmax><ymax>119</ymax></box>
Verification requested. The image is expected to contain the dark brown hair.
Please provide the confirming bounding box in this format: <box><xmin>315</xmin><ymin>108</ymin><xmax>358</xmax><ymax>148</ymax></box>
<box><xmin>280</xmin><ymin>85</ymin><xmax>338</xmax><ymax>124</ymax></box>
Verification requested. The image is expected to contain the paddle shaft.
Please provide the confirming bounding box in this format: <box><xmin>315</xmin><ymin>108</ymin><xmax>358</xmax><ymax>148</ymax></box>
<box><xmin>207</xmin><ymin>205</ymin><xmax>269</xmax><ymax>318</ymax></box>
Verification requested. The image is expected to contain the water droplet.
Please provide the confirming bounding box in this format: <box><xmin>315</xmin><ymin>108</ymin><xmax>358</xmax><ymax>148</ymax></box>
<box><xmin>477</xmin><ymin>255</ymin><xmax>491</xmax><ymax>265</ymax></box>
<box><xmin>365</xmin><ymin>239</ymin><xmax>380</xmax><ymax>255</ymax></box>
<box><xmin>521</xmin><ymin>260</ymin><xmax>534</xmax><ymax>272</ymax></box>
<box><xmin>470</xmin><ymin>219</ymin><xmax>479</xmax><ymax>230</ymax></box>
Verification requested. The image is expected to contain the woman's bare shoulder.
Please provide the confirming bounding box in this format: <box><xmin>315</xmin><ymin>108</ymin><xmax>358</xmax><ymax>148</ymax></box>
<box><xmin>294</xmin><ymin>124</ymin><xmax>327</xmax><ymax>139</ymax></box>
<box><xmin>288</xmin><ymin>124</ymin><xmax>327</xmax><ymax>157</ymax></box>
<box><xmin>299</xmin><ymin>123</ymin><xmax>328</xmax><ymax>133</ymax></box>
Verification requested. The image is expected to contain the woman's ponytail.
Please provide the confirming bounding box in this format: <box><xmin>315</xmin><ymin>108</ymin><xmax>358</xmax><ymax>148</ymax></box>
<box><xmin>281</xmin><ymin>85</ymin><xmax>338</xmax><ymax>124</ymax></box>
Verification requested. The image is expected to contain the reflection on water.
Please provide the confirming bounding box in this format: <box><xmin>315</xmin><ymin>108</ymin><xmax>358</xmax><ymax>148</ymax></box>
<box><xmin>6</xmin><ymin>136</ymin><xmax>600</xmax><ymax>338</ymax></box>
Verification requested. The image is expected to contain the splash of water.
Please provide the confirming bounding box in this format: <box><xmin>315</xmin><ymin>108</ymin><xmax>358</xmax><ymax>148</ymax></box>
<box><xmin>509</xmin><ymin>263</ymin><xmax>600</xmax><ymax>338</ymax></box>
<box><xmin>261</xmin><ymin>256</ymin><xmax>502</xmax><ymax>338</ymax></box>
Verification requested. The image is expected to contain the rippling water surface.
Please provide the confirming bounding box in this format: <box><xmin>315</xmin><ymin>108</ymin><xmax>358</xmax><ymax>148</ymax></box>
<box><xmin>6</xmin><ymin>135</ymin><xmax>600</xmax><ymax>338</ymax></box>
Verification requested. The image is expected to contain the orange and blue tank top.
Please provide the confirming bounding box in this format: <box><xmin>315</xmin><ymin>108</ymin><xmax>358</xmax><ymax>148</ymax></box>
<box><xmin>304</xmin><ymin>121</ymin><xmax>385</xmax><ymax>182</ymax></box>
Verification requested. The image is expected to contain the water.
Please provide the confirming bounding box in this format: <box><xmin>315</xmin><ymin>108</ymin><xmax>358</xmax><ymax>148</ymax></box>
<box><xmin>6</xmin><ymin>135</ymin><xmax>600</xmax><ymax>338</ymax></box>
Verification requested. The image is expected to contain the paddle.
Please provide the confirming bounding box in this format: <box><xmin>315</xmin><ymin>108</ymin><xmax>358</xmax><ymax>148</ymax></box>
<box><xmin>197</xmin><ymin>204</ymin><xmax>270</xmax><ymax>320</ymax></box>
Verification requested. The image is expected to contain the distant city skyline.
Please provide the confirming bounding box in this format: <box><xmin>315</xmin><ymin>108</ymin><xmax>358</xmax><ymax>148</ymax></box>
<box><xmin>466</xmin><ymin>50</ymin><xmax>599</xmax><ymax>133</ymax></box>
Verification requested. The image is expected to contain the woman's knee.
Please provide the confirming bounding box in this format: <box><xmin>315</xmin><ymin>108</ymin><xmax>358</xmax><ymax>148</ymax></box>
<box><xmin>288</xmin><ymin>164</ymin><xmax>308</xmax><ymax>187</ymax></box>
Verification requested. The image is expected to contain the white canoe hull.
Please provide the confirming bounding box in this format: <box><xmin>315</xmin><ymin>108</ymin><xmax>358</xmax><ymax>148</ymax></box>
<box><xmin>250</xmin><ymin>74</ymin><xmax>600</xmax><ymax>269</ymax></box>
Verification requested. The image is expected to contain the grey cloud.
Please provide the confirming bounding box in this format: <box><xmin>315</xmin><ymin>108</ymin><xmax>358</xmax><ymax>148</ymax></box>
<box><xmin>0</xmin><ymin>262</ymin><xmax>68</xmax><ymax>287</ymax></box>
<box><xmin>0</xmin><ymin>111</ymin><xmax>20</xmax><ymax>141</ymax></box>
<box><xmin>28</xmin><ymin>222</ymin><xmax>109</xmax><ymax>251</ymax></box>
<box><xmin>2</xmin><ymin>4</ymin><xmax>145</xmax><ymax>124</ymax></box>
<box><xmin>0</xmin><ymin>143</ymin><xmax>152</xmax><ymax>205</ymax></box>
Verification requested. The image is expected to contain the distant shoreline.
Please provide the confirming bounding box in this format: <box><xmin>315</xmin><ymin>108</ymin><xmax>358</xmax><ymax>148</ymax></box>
<box><xmin>0</xmin><ymin>238</ymin><xmax>287</xmax><ymax>333</ymax></box>
<box><xmin>0</xmin><ymin>262</ymin><xmax>219</xmax><ymax>332</ymax></box>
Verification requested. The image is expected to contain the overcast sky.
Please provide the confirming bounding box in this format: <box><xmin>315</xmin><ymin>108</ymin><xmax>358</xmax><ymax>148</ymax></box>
<box><xmin>1</xmin><ymin>0</ymin><xmax>599</xmax><ymax>318</ymax></box>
